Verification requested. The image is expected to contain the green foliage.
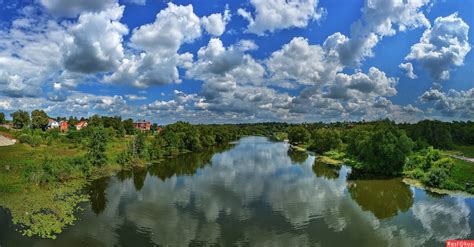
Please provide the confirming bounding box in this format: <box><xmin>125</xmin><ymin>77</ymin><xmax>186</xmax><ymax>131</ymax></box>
<box><xmin>422</xmin><ymin>167</ymin><xmax>449</xmax><ymax>187</ymax></box>
<box><xmin>404</xmin><ymin>147</ymin><xmax>458</xmax><ymax>190</ymax></box>
<box><xmin>17</xmin><ymin>132</ymin><xmax>42</xmax><ymax>147</ymax></box>
<box><xmin>308</xmin><ymin>128</ymin><xmax>342</xmax><ymax>154</ymax></box>
<box><xmin>122</xmin><ymin>118</ymin><xmax>135</xmax><ymax>135</ymax></box>
<box><xmin>346</xmin><ymin>123</ymin><xmax>413</xmax><ymax>175</ymax></box>
<box><xmin>288</xmin><ymin>126</ymin><xmax>311</xmax><ymax>145</ymax></box>
<box><xmin>11</xmin><ymin>110</ymin><xmax>30</xmax><ymax>129</ymax></box>
<box><xmin>86</xmin><ymin>127</ymin><xmax>108</xmax><ymax>167</ymax></box>
<box><xmin>0</xmin><ymin>112</ymin><xmax>5</xmax><ymax>124</ymax></box>
<box><xmin>31</xmin><ymin>109</ymin><xmax>49</xmax><ymax>129</ymax></box>
<box><xmin>116</xmin><ymin>150</ymin><xmax>134</xmax><ymax>168</ymax></box>
<box><xmin>401</xmin><ymin>120</ymin><xmax>454</xmax><ymax>149</ymax></box>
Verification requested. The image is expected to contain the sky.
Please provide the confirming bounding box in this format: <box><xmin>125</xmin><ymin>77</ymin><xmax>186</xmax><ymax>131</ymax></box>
<box><xmin>0</xmin><ymin>0</ymin><xmax>472</xmax><ymax>124</ymax></box>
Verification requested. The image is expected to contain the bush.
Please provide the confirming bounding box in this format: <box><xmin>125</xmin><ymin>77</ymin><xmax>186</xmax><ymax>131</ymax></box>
<box><xmin>423</xmin><ymin>167</ymin><xmax>449</xmax><ymax>187</ymax></box>
<box><xmin>117</xmin><ymin>151</ymin><xmax>134</xmax><ymax>168</ymax></box>
<box><xmin>440</xmin><ymin>180</ymin><xmax>464</xmax><ymax>191</ymax></box>
<box><xmin>404</xmin><ymin>168</ymin><xmax>425</xmax><ymax>179</ymax></box>
<box><xmin>22</xmin><ymin>163</ymin><xmax>48</xmax><ymax>185</ymax></box>
<box><xmin>18</xmin><ymin>133</ymin><xmax>42</xmax><ymax>147</ymax></box>
<box><xmin>69</xmin><ymin>156</ymin><xmax>92</xmax><ymax>177</ymax></box>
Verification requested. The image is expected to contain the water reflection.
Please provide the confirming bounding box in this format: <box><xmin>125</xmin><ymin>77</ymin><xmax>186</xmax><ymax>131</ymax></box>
<box><xmin>0</xmin><ymin>137</ymin><xmax>472</xmax><ymax>246</ymax></box>
<box><xmin>87</xmin><ymin>177</ymin><xmax>110</xmax><ymax>215</ymax></box>
<box><xmin>148</xmin><ymin>145</ymin><xmax>232</xmax><ymax>181</ymax></box>
<box><xmin>287</xmin><ymin>149</ymin><xmax>309</xmax><ymax>164</ymax></box>
<box><xmin>312</xmin><ymin>160</ymin><xmax>341</xmax><ymax>180</ymax></box>
<box><xmin>347</xmin><ymin>179</ymin><xmax>414</xmax><ymax>219</ymax></box>
<box><xmin>133</xmin><ymin>168</ymin><xmax>147</xmax><ymax>192</ymax></box>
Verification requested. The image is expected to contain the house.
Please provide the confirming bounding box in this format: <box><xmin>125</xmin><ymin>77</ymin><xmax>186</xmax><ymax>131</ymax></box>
<box><xmin>59</xmin><ymin>121</ymin><xmax>68</xmax><ymax>132</ymax></box>
<box><xmin>134</xmin><ymin>120</ymin><xmax>151</xmax><ymax>131</ymax></box>
<box><xmin>47</xmin><ymin>118</ymin><xmax>59</xmax><ymax>129</ymax></box>
<box><xmin>75</xmin><ymin>121</ymin><xmax>88</xmax><ymax>130</ymax></box>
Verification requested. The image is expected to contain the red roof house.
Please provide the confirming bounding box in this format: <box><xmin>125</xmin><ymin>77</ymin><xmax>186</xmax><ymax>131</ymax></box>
<box><xmin>59</xmin><ymin>121</ymin><xmax>68</xmax><ymax>132</ymax></box>
<box><xmin>75</xmin><ymin>121</ymin><xmax>88</xmax><ymax>130</ymax></box>
<box><xmin>134</xmin><ymin>120</ymin><xmax>151</xmax><ymax>131</ymax></box>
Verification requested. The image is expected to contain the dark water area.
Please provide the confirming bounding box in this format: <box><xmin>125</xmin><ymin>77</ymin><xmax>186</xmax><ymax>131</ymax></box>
<box><xmin>1</xmin><ymin>136</ymin><xmax>473</xmax><ymax>246</ymax></box>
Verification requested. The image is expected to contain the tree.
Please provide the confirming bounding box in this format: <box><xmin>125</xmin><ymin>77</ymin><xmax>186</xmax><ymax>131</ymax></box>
<box><xmin>68</xmin><ymin>116</ymin><xmax>79</xmax><ymax>126</ymax></box>
<box><xmin>308</xmin><ymin>128</ymin><xmax>342</xmax><ymax>154</ymax></box>
<box><xmin>131</xmin><ymin>132</ymin><xmax>146</xmax><ymax>158</ymax></box>
<box><xmin>347</xmin><ymin>124</ymin><xmax>413</xmax><ymax>175</ymax></box>
<box><xmin>88</xmin><ymin>115</ymin><xmax>102</xmax><ymax>127</ymax></box>
<box><xmin>86</xmin><ymin>127</ymin><xmax>108</xmax><ymax>167</ymax></box>
<box><xmin>123</xmin><ymin>118</ymin><xmax>135</xmax><ymax>135</ymax></box>
<box><xmin>0</xmin><ymin>112</ymin><xmax>5</xmax><ymax>124</ymax></box>
<box><xmin>11</xmin><ymin>110</ymin><xmax>30</xmax><ymax>129</ymax></box>
<box><xmin>31</xmin><ymin>109</ymin><xmax>49</xmax><ymax>129</ymax></box>
<box><xmin>288</xmin><ymin>126</ymin><xmax>311</xmax><ymax>145</ymax></box>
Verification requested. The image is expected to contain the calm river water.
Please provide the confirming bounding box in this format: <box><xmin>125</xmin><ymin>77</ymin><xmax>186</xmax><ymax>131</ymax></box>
<box><xmin>1</xmin><ymin>136</ymin><xmax>473</xmax><ymax>246</ymax></box>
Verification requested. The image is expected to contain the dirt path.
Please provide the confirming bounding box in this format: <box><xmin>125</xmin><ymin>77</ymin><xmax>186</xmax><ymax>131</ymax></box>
<box><xmin>449</xmin><ymin>154</ymin><xmax>474</xmax><ymax>163</ymax></box>
<box><xmin>0</xmin><ymin>134</ymin><xmax>15</xmax><ymax>146</ymax></box>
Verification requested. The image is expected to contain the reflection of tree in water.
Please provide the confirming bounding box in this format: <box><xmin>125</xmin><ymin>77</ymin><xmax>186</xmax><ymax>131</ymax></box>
<box><xmin>88</xmin><ymin>177</ymin><xmax>110</xmax><ymax>215</ymax></box>
<box><xmin>149</xmin><ymin>145</ymin><xmax>233</xmax><ymax>181</ymax></box>
<box><xmin>287</xmin><ymin>149</ymin><xmax>308</xmax><ymax>165</ymax></box>
<box><xmin>116</xmin><ymin>169</ymin><xmax>133</xmax><ymax>182</ymax></box>
<box><xmin>133</xmin><ymin>168</ymin><xmax>147</xmax><ymax>192</ymax></box>
<box><xmin>348</xmin><ymin>178</ymin><xmax>414</xmax><ymax>219</ymax></box>
<box><xmin>312</xmin><ymin>161</ymin><xmax>340</xmax><ymax>179</ymax></box>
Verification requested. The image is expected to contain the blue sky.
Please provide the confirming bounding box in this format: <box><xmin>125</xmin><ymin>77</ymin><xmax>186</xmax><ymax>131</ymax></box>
<box><xmin>0</xmin><ymin>0</ymin><xmax>472</xmax><ymax>124</ymax></box>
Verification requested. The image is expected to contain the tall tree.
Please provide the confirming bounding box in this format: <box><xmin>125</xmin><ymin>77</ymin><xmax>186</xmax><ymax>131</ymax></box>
<box><xmin>0</xmin><ymin>112</ymin><xmax>5</xmax><ymax>124</ymax></box>
<box><xmin>11</xmin><ymin>110</ymin><xmax>30</xmax><ymax>129</ymax></box>
<box><xmin>122</xmin><ymin>118</ymin><xmax>135</xmax><ymax>135</ymax></box>
<box><xmin>87</xmin><ymin>127</ymin><xmax>108</xmax><ymax>167</ymax></box>
<box><xmin>31</xmin><ymin>109</ymin><xmax>49</xmax><ymax>129</ymax></box>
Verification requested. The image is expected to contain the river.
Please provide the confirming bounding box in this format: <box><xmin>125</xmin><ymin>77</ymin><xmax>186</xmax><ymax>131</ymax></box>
<box><xmin>0</xmin><ymin>136</ymin><xmax>473</xmax><ymax>246</ymax></box>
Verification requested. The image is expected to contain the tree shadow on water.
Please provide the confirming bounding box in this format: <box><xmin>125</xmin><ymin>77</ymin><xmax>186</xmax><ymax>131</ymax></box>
<box><xmin>87</xmin><ymin>177</ymin><xmax>110</xmax><ymax>216</ymax></box>
<box><xmin>347</xmin><ymin>175</ymin><xmax>414</xmax><ymax>219</ymax></box>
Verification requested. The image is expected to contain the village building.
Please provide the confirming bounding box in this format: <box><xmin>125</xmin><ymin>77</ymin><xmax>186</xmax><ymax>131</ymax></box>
<box><xmin>134</xmin><ymin>120</ymin><xmax>151</xmax><ymax>131</ymax></box>
<box><xmin>47</xmin><ymin>118</ymin><xmax>59</xmax><ymax>129</ymax></box>
<box><xmin>75</xmin><ymin>121</ymin><xmax>88</xmax><ymax>131</ymax></box>
<box><xmin>59</xmin><ymin>121</ymin><xmax>68</xmax><ymax>132</ymax></box>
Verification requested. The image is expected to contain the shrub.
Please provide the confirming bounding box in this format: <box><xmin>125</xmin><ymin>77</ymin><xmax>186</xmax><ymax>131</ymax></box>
<box><xmin>423</xmin><ymin>167</ymin><xmax>449</xmax><ymax>187</ymax></box>
<box><xmin>404</xmin><ymin>168</ymin><xmax>425</xmax><ymax>179</ymax></box>
<box><xmin>117</xmin><ymin>151</ymin><xmax>134</xmax><ymax>168</ymax></box>
<box><xmin>440</xmin><ymin>180</ymin><xmax>464</xmax><ymax>191</ymax></box>
<box><xmin>22</xmin><ymin>163</ymin><xmax>48</xmax><ymax>185</ymax></box>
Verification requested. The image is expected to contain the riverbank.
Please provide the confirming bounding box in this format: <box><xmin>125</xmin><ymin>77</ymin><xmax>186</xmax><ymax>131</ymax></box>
<box><xmin>290</xmin><ymin>143</ymin><xmax>474</xmax><ymax>195</ymax></box>
<box><xmin>0</xmin><ymin>142</ymin><xmax>193</xmax><ymax>239</ymax></box>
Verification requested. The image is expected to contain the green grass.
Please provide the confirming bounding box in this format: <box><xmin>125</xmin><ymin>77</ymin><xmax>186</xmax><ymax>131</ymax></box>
<box><xmin>447</xmin><ymin>159</ymin><xmax>474</xmax><ymax>189</ymax></box>
<box><xmin>0</xmin><ymin>137</ymin><xmax>130</xmax><ymax>238</ymax></box>
<box><xmin>453</xmin><ymin>145</ymin><xmax>474</xmax><ymax>158</ymax></box>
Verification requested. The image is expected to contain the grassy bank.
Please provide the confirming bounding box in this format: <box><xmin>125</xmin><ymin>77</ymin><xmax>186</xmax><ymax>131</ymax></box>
<box><xmin>0</xmin><ymin>137</ymin><xmax>131</xmax><ymax>239</ymax></box>
<box><xmin>320</xmin><ymin>148</ymin><xmax>474</xmax><ymax>194</ymax></box>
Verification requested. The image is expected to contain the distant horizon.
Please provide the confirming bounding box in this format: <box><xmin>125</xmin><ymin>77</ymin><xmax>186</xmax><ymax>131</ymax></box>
<box><xmin>0</xmin><ymin>0</ymin><xmax>472</xmax><ymax>124</ymax></box>
<box><xmin>1</xmin><ymin>110</ymin><xmax>472</xmax><ymax>126</ymax></box>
